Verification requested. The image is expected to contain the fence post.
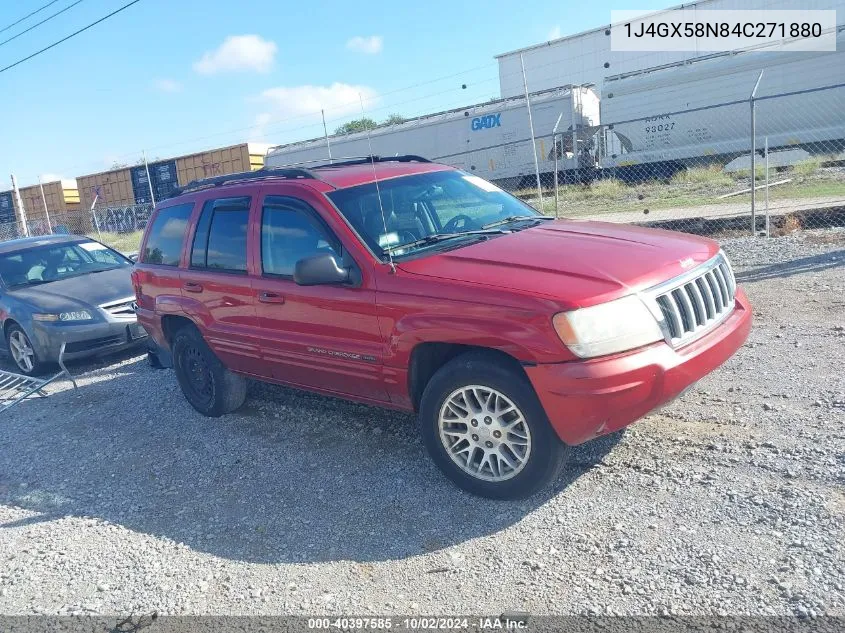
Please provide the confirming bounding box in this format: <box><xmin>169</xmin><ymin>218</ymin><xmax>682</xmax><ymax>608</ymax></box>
<box><xmin>552</xmin><ymin>112</ymin><xmax>563</xmax><ymax>219</ymax></box>
<box><xmin>764</xmin><ymin>136</ymin><xmax>770</xmax><ymax>238</ymax></box>
<box><xmin>520</xmin><ymin>54</ymin><xmax>543</xmax><ymax>210</ymax></box>
<box><xmin>90</xmin><ymin>193</ymin><xmax>102</xmax><ymax>238</ymax></box>
<box><xmin>38</xmin><ymin>177</ymin><xmax>52</xmax><ymax>234</ymax></box>
<box><xmin>10</xmin><ymin>174</ymin><xmax>28</xmax><ymax>238</ymax></box>
<box><xmin>750</xmin><ymin>70</ymin><xmax>764</xmax><ymax>236</ymax></box>
<box><xmin>143</xmin><ymin>151</ymin><xmax>156</xmax><ymax>206</ymax></box>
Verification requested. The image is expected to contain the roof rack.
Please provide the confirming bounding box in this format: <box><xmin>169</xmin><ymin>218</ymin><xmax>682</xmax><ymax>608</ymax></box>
<box><xmin>169</xmin><ymin>167</ymin><xmax>316</xmax><ymax>197</ymax></box>
<box><xmin>166</xmin><ymin>155</ymin><xmax>433</xmax><ymax>199</ymax></box>
<box><xmin>309</xmin><ymin>155</ymin><xmax>432</xmax><ymax>169</ymax></box>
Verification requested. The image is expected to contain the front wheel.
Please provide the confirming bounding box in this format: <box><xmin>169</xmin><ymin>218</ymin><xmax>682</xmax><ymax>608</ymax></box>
<box><xmin>172</xmin><ymin>325</ymin><xmax>247</xmax><ymax>417</ymax></box>
<box><xmin>418</xmin><ymin>352</ymin><xmax>569</xmax><ymax>499</ymax></box>
<box><xmin>6</xmin><ymin>324</ymin><xmax>46</xmax><ymax>376</ymax></box>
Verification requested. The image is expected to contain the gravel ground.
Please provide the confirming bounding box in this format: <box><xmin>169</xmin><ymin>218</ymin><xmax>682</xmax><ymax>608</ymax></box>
<box><xmin>0</xmin><ymin>228</ymin><xmax>843</xmax><ymax>618</ymax></box>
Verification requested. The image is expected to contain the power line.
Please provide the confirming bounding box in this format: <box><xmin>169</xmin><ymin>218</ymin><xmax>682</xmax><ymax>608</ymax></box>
<box><xmin>0</xmin><ymin>0</ymin><xmax>86</xmax><ymax>49</ymax></box>
<box><xmin>0</xmin><ymin>0</ymin><xmax>143</xmax><ymax>74</ymax></box>
<box><xmin>0</xmin><ymin>0</ymin><xmax>61</xmax><ymax>35</ymax></box>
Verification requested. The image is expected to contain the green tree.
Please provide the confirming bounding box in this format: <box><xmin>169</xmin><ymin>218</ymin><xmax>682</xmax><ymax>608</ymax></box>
<box><xmin>383</xmin><ymin>113</ymin><xmax>406</xmax><ymax>125</ymax></box>
<box><xmin>335</xmin><ymin>117</ymin><xmax>378</xmax><ymax>135</ymax></box>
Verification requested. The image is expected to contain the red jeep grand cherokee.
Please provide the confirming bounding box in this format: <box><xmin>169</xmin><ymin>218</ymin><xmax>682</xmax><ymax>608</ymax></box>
<box><xmin>132</xmin><ymin>156</ymin><xmax>751</xmax><ymax>499</ymax></box>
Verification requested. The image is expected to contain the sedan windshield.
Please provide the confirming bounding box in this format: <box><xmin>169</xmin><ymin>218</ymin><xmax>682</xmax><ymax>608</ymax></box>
<box><xmin>327</xmin><ymin>170</ymin><xmax>548</xmax><ymax>259</ymax></box>
<box><xmin>0</xmin><ymin>241</ymin><xmax>130</xmax><ymax>289</ymax></box>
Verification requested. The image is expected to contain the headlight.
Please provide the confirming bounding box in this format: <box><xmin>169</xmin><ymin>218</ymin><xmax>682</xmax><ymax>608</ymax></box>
<box><xmin>553</xmin><ymin>295</ymin><xmax>663</xmax><ymax>359</ymax></box>
<box><xmin>59</xmin><ymin>310</ymin><xmax>93</xmax><ymax>322</ymax></box>
<box><xmin>34</xmin><ymin>311</ymin><xmax>93</xmax><ymax>322</ymax></box>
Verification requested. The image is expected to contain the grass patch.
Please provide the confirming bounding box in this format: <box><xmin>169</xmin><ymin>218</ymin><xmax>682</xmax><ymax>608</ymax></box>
<box><xmin>90</xmin><ymin>230</ymin><xmax>144</xmax><ymax>255</ymax></box>
<box><xmin>671</xmin><ymin>165</ymin><xmax>733</xmax><ymax>188</ymax></box>
<box><xmin>791</xmin><ymin>157</ymin><xmax>822</xmax><ymax>180</ymax></box>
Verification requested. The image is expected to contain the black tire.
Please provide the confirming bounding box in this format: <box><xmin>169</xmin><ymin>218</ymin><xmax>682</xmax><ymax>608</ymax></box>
<box><xmin>418</xmin><ymin>351</ymin><xmax>570</xmax><ymax>499</ymax></box>
<box><xmin>171</xmin><ymin>325</ymin><xmax>246</xmax><ymax>417</ymax></box>
<box><xmin>5</xmin><ymin>323</ymin><xmax>47</xmax><ymax>376</ymax></box>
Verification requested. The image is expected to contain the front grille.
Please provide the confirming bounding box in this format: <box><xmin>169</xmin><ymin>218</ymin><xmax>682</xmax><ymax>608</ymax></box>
<box><xmin>65</xmin><ymin>335</ymin><xmax>126</xmax><ymax>354</ymax></box>
<box><xmin>100</xmin><ymin>297</ymin><xmax>137</xmax><ymax>321</ymax></box>
<box><xmin>653</xmin><ymin>254</ymin><xmax>736</xmax><ymax>346</ymax></box>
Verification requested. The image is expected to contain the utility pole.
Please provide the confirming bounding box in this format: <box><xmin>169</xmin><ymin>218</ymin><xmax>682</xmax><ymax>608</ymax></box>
<box><xmin>10</xmin><ymin>174</ymin><xmax>28</xmax><ymax>237</ymax></box>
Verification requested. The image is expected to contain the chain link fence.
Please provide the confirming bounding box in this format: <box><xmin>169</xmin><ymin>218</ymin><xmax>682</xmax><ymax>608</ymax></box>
<box><xmin>510</xmin><ymin>82</ymin><xmax>845</xmax><ymax>237</ymax></box>
<box><xmin>0</xmin><ymin>204</ymin><xmax>152</xmax><ymax>255</ymax></box>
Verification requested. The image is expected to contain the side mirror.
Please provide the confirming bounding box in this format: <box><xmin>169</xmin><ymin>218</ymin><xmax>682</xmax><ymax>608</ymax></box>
<box><xmin>293</xmin><ymin>253</ymin><xmax>350</xmax><ymax>286</ymax></box>
<box><xmin>126</xmin><ymin>251</ymin><xmax>139</xmax><ymax>262</ymax></box>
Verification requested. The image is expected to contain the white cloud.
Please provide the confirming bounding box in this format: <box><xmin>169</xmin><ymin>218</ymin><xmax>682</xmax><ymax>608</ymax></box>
<box><xmin>257</xmin><ymin>82</ymin><xmax>379</xmax><ymax>120</ymax></box>
<box><xmin>152</xmin><ymin>78</ymin><xmax>182</xmax><ymax>93</ymax></box>
<box><xmin>346</xmin><ymin>35</ymin><xmax>383</xmax><ymax>54</ymax></box>
<box><xmin>547</xmin><ymin>25</ymin><xmax>561</xmax><ymax>40</ymax></box>
<box><xmin>194</xmin><ymin>35</ymin><xmax>277</xmax><ymax>75</ymax></box>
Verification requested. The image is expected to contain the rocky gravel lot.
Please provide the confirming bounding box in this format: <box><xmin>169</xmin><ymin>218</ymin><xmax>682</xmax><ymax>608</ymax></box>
<box><xmin>0</xmin><ymin>229</ymin><xmax>842</xmax><ymax>618</ymax></box>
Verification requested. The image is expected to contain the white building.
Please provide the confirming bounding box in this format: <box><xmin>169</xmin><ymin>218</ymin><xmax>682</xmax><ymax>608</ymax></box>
<box><xmin>495</xmin><ymin>0</ymin><xmax>845</xmax><ymax>98</ymax></box>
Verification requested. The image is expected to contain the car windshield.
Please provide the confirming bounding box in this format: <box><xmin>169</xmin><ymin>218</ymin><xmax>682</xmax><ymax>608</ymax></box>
<box><xmin>0</xmin><ymin>240</ymin><xmax>130</xmax><ymax>289</ymax></box>
<box><xmin>327</xmin><ymin>170</ymin><xmax>546</xmax><ymax>259</ymax></box>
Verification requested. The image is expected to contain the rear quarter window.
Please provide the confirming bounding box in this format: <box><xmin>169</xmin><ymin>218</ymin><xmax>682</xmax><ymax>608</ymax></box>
<box><xmin>141</xmin><ymin>203</ymin><xmax>194</xmax><ymax>266</ymax></box>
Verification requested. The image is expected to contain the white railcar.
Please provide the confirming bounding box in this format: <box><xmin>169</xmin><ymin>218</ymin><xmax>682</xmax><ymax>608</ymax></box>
<box><xmin>266</xmin><ymin>86</ymin><xmax>601</xmax><ymax>186</ymax></box>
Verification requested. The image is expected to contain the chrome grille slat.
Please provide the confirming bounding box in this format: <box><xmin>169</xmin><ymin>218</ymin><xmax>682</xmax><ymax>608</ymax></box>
<box><xmin>687</xmin><ymin>282</ymin><xmax>707</xmax><ymax>327</ymax></box>
<box><xmin>713</xmin><ymin>267</ymin><xmax>730</xmax><ymax>305</ymax></box>
<box><xmin>705</xmin><ymin>271</ymin><xmax>723</xmax><ymax>312</ymax></box>
<box><xmin>675</xmin><ymin>287</ymin><xmax>697</xmax><ymax>332</ymax></box>
<box><xmin>657</xmin><ymin>296</ymin><xmax>683</xmax><ymax>337</ymax></box>
<box><xmin>696</xmin><ymin>277</ymin><xmax>715</xmax><ymax>320</ymax></box>
<box><xmin>650</xmin><ymin>253</ymin><xmax>737</xmax><ymax>347</ymax></box>
<box><xmin>99</xmin><ymin>297</ymin><xmax>137</xmax><ymax>321</ymax></box>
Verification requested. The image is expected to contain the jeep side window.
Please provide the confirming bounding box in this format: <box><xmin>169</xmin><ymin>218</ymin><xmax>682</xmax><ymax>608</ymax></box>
<box><xmin>141</xmin><ymin>203</ymin><xmax>193</xmax><ymax>266</ymax></box>
<box><xmin>261</xmin><ymin>196</ymin><xmax>339</xmax><ymax>278</ymax></box>
<box><xmin>190</xmin><ymin>197</ymin><xmax>250</xmax><ymax>273</ymax></box>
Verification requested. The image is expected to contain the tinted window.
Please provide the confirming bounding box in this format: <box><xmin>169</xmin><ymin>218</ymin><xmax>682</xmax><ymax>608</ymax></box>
<box><xmin>207</xmin><ymin>208</ymin><xmax>249</xmax><ymax>272</ymax></box>
<box><xmin>261</xmin><ymin>197</ymin><xmax>339</xmax><ymax>277</ymax></box>
<box><xmin>189</xmin><ymin>197</ymin><xmax>250</xmax><ymax>273</ymax></box>
<box><xmin>142</xmin><ymin>203</ymin><xmax>193</xmax><ymax>265</ymax></box>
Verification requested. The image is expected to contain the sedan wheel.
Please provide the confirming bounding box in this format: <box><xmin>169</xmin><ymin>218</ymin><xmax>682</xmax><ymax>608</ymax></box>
<box><xmin>7</xmin><ymin>327</ymin><xmax>40</xmax><ymax>375</ymax></box>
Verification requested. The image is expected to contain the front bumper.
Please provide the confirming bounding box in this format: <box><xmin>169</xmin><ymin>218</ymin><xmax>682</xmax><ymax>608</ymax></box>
<box><xmin>525</xmin><ymin>288</ymin><xmax>752</xmax><ymax>446</ymax></box>
<box><xmin>31</xmin><ymin>319</ymin><xmax>148</xmax><ymax>362</ymax></box>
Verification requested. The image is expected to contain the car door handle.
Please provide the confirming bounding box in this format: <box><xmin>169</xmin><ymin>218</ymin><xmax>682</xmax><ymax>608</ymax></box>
<box><xmin>259</xmin><ymin>291</ymin><xmax>285</xmax><ymax>304</ymax></box>
<box><xmin>183</xmin><ymin>281</ymin><xmax>203</xmax><ymax>293</ymax></box>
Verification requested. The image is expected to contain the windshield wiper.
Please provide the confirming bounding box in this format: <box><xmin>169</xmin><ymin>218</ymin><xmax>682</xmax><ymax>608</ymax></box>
<box><xmin>384</xmin><ymin>229</ymin><xmax>507</xmax><ymax>254</ymax></box>
<box><xmin>482</xmin><ymin>215</ymin><xmax>554</xmax><ymax>229</ymax></box>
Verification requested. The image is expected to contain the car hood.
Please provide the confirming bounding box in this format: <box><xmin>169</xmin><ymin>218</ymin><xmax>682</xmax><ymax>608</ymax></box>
<box><xmin>397</xmin><ymin>219</ymin><xmax>720</xmax><ymax>309</ymax></box>
<box><xmin>7</xmin><ymin>267</ymin><xmax>134</xmax><ymax>312</ymax></box>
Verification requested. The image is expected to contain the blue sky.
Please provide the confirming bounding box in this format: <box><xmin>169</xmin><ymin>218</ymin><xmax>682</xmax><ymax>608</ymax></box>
<box><xmin>0</xmin><ymin>0</ymin><xmax>669</xmax><ymax>187</ymax></box>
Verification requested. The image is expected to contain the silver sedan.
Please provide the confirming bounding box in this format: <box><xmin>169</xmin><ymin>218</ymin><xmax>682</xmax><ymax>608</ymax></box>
<box><xmin>0</xmin><ymin>235</ymin><xmax>147</xmax><ymax>375</ymax></box>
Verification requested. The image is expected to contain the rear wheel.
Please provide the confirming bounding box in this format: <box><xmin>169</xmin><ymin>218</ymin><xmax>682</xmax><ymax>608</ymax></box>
<box><xmin>6</xmin><ymin>324</ymin><xmax>46</xmax><ymax>376</ymax></box>
<box><xmin>419</xmin><ymin>351</ymin><xmax>569</xmax><ymax>499</ymax></box>
<box><xmin>172</xmin><ymin>325</ymin><xmax>246</xmax><ymax>417</ymax></box>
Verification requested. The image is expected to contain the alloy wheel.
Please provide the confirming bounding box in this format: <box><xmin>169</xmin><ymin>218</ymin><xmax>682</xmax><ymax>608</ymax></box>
<box><xmin>9</xmin><ymin>330</ymin><xmax>35</xmax><ymax>373</ymax></box>
<box><xmin>438</xmin><ymin>385</ymin><xmax>532</xmax><ymax>482</ymax></box>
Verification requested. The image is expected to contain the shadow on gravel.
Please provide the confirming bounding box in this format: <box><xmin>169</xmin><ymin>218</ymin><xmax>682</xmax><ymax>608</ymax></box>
<box><xmin>735</xmin><ymin>249</ymin><xmax>843</xmax><ymax>284</ymax></box>
<box><xmin>0</xmin><ymin>360</ymin><xmax>623</xmax><ymax>564</ymax></box>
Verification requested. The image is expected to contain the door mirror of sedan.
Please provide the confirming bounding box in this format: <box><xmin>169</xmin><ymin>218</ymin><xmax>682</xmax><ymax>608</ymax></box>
<box><xmin>293</xmin><ymin>253</ymin><xmax>350</xmax><ymax>286</ymax></box>
<box><xmin>126</xmin><ymin>251</ymin><xmax>139</xmax><ymax>262</ymax></box>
